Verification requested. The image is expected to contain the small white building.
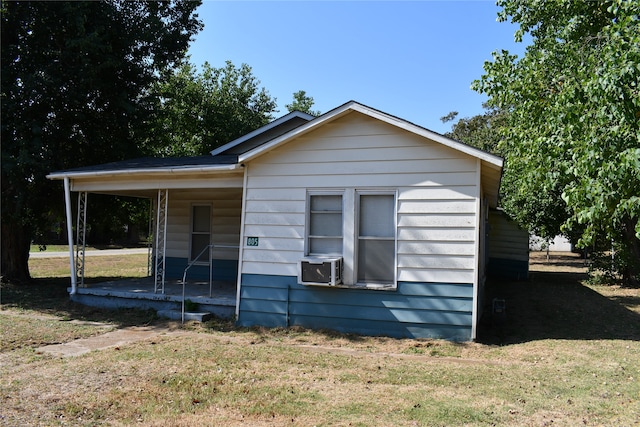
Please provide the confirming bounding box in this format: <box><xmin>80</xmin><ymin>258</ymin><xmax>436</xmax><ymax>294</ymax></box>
<box><xmin>49</xmin><ymin>101</ymin><xmax>503</xmax><ymax>341</ymax></box>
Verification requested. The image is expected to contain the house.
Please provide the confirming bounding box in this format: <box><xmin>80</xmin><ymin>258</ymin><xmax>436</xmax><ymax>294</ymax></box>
<box><xmin>487</xmin><ymin>209</ymin><xmax>529</xmax><ymax>280</ymax></box>
<box><xmin>48</xmin><ymin>101</ymin><xmax>503</xmax><ymax>341</ymax></box>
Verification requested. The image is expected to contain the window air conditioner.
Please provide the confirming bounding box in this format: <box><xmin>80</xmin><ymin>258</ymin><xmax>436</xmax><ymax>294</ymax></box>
<box><xmin>298</xmin><ymin>256</ymin><xmax>343</xmax><ymax>286</ymax></box>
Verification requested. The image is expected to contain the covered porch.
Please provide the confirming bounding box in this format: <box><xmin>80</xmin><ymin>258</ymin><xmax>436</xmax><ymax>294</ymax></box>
<box><xmin>69</xmin><ymin>276</ymin><xmax>237</xmax><ymax>320</ymax></box>
<box><xmin>47</xmin><ymin>156</ymin><xmax>246</xmax><ymax>320</ymax></box>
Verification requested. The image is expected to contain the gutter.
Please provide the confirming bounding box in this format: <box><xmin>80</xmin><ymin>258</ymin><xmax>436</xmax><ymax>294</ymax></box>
<box><xmin>47</xmin><ymin>163</ymin><xmax>243</xmax><ymax>180</ymax></box>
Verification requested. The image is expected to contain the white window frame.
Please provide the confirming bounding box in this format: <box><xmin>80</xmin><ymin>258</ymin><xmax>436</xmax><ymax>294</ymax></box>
<box><xmin>189</xmin><ymin>203</ymin><xmax>212</xmax><ymax>264</ymax></box>
<box><xmin>354</xmin><ymin>190</ymin><xmax>398</xmax><ymax>289</ymax></box>
<box><xmin>305</xmin><ymin>191</ymin><xmax>344</xmax><ymax>257</ymax></box>
<box><xmin>303</xmin><ymin>188</ymin><xmax>398</xmax><ymax>291</ymax></box>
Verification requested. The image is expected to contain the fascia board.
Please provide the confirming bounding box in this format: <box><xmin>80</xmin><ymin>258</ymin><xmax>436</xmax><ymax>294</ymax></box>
<box><xmin>46</xmin><ymin>163</ymin><xmax>242</xmax><ymax>180</ymax></box>
<box><xmin>350</xmin><ymin>103</ymin><xmax>504</xmax><ymax>168</ymax></box>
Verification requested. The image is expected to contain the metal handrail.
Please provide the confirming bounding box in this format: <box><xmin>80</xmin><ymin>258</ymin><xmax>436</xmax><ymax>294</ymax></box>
<box><xmin>180</xmin><ymin>244</ymin><xmax>239</xmax><ymax>323</ymax></box>
<box><xmin>181</xmin><ymin>244</ymin><xmax>213</xmax><ymax>323</ymax></box>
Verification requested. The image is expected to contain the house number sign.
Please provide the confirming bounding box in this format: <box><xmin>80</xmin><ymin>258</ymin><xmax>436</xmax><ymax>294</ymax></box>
<box><xmin>246</xmin><ymin>237</ymin><xmax>259</xmax><ymax>247</ymax></box>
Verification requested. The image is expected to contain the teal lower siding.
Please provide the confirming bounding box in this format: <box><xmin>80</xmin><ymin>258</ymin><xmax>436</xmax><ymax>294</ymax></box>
<box><xmin>165</xmin><ymin>257</ymin><xmax>238</xmax><ymax>282</ymax></box>
<box><xmin>487</xmin><ymin>257</ymin><xmax>529</xmax><ymax>280</ymax></box>
<box><xmin>237</xmin><ymin>274</ymin><xmax>474</xmax><ymax>341</ymax></box>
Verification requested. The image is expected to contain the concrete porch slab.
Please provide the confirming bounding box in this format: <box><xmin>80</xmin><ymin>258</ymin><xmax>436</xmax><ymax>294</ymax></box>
<box><xmin>68</xmin><ymin>277</ymin><xmax>237</xmax><ymax>319</ymax></box>
<box><xmin>157</xmin><ymin>310</ymin><xmax>213</xmax><ymax>322</ymax></box>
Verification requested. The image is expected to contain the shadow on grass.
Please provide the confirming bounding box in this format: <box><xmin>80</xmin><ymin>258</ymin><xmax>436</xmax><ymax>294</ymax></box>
<box><xmin>529</xmin><ymin>255</ymin><xmax>590</xmax><ymax>270</ymax></box>
<box><xmin>0</xmin><ymin>277</ymin><xmax>157</xmax><ymax>327</ymax></box>
<box><xmin>6</xmin><ymin>266</ymin><xmax>640</xmax><ymax>346</ymax></box>
<box><xmin>478</xmin><ymin>269</ymin><xmax>640</xmax><ymax>345</ymax></box>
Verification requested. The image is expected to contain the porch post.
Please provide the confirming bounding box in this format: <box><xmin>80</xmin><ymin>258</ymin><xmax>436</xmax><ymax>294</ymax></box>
<box><xmin>75</xmin><ymin>192</ymin><xmax>88</xmax><ymax>287</ymax></box>
<box><xmin>63</xmin><ymin>177</ymin><xmax>77</xmax><ymax>295</ymax></box>
<box><xmin>147</xmin><ymin>198</ymin><xmax>154</xmax><ymax>277</ymax></box>
<box><xmin>154</xmin><ymin>189</ymin><xmax>168</xmax><ymax>293</ymax></box>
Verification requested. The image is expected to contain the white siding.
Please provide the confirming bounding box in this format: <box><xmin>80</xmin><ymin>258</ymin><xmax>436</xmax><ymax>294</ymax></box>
<box><xmin>72</xmin><ymin>172</ymin><xmax>243</xmax><ymax>194</ymax></box>
<box><xmin>488</xmin><ymin>210</ymin><xmax>529</xmax><ymax>262</ymax></box>
<box><xmin>166</xmin><ymin>188</ymin><xmax>242</xmax><ymax>260</ymax></box>
<box><xmin>241</xmin><ymin>112</ymin><xmax>479</xmax><ymax>284</ymax></box>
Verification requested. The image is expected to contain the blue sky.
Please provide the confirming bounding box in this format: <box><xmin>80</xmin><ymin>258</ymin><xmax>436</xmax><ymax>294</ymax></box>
<box><xmin>187</xmin><ymin>1</ymin><xmax>528</xmax><ymax>134</ymax></box>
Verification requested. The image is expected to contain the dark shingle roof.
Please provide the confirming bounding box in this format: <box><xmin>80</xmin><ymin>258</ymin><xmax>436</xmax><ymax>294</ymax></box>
<box><xmin>49</xmin><ymin>111</ymin><xmax>314</xmax><ymax>178</ymax></box>
<box><xmin>51</xmin><ymin>155</ymin><xmax>238</xmax><ymax>175</ymax></box>
<box><xmin>210</xmin><ymin>111</ymin><xmax>315</xmax><ymax>156</ymax></box>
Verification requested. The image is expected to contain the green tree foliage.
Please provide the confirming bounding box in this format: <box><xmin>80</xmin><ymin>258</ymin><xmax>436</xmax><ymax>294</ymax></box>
<box><xmin>440</xmin><ymin>105</ymin><xmax>507</xmax><ymax>155</ymax></box>
<box><xmin>285</xmin><ymin>90</ymin><xmax>321</xmax><ymax>116</ymax></box>
<box><xmin>473</xmin><ymin>0</ymin><xmax>640</xmax><ymax>284</ymax></box>
<box><xmin>148</xmin><ymin>61</ymin><xmax>278</xmax><ymax>156</ymax></box>
<box><xmin>1</xmin><ymin>1</ymin><xmax>202</xmax><ymax>282</ymax></box>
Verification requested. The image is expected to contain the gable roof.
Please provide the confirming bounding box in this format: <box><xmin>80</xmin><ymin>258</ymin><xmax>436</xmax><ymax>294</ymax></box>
<box><xmin>239</xmin><ymin>101</ymin><xmax>503</xmax><ymax>168</ymax></box>
<box><xmin>238</xmin><ymin>101</ymin><xmax>503</xmax><ymax>207</ymax></box>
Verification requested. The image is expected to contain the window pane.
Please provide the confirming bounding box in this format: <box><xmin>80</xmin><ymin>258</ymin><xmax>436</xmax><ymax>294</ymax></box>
<box><xmin>357</xmin><ymin>239</ymin><xmax>394</xmax><ymax>282</ymax></box>
<box><xmin>192</xmin><ymin>206</ymin><xmax>211</xmax><ymax>233</ymax></box>
<box><xmin>309</xmin><ymin>237</ymin><xmax>342</xmax><ymax>255</ymax></box>
<box><xmin>308</xmin><ymin>194</ymin><xmax>343</xmax><ymax>255</ymax></box>
<box><xmin>358</xmin><ymin>194</ymin><xmax>395</xmax><ymax>283</ymax></box>
<box><xmin>310</xmin><ymin>212</ymin><xmax>342</xmax><ymax>236</ymax></box>
<box><xmin>191</xmin><ymin>234</ymin><xmax>210</xmax><ymax>262</ymax></box>
<box><xmin>359</xmin><ymin>195</ymin><xmax>394</xmax><ymax>237</ymax></box>
<box><xmin>311</xmin><ymin>195</ymin><xmax>341</xmax><ymax>211</ymax></box>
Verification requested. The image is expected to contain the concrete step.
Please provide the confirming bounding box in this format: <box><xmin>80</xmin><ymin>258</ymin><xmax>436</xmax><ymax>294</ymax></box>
<box><xmin>157</xmin><ymin>310</ymin><xmax>212</xmax><ymax>322</ymax></box>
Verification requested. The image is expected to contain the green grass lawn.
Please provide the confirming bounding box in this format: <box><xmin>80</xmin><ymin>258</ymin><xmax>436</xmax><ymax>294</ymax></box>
<box><xmin>30</xmin><ymin>243</ymin><xmax>148</xmax><ymax>253</ymax></box>
<box><xmin>1</xmin><ymin>252</ymin><xmax>639</xmax><ymax>426</ymax></box>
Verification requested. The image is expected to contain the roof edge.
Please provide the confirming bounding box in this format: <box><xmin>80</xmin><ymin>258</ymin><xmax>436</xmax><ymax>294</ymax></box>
<box><xmin>47</xmin><ymin>163</ymin><xmax>242</xmax><ymax>180</ymax></box>
<box><xmin>347</xmin><ymin>102</ymin><xmax>504</xmax><ymax>168</ymax></box>
<box><xmin>209</xmin><ymin>110</ymin><xmax>316</xmax><ymax>156</ymax></box>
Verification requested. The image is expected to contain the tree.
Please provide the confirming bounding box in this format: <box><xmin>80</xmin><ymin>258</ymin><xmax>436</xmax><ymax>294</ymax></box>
<box><xmin>473</xmin><ymin>0</ymin><xmax>640</xmax><ymax>284</ymax></box>
<box><xmin>1</xmin><ymin>1</ymin><xmax>203</xmax><ymax>282</ymax></box>
<box><xmin>285</xmin><ymin>90</ymin><xmax>321</xmax><ymax>116</ymax></box>
<box><xmin>148</xmin><ymin>61</ymin><xmax>278</xmax><ymax>157</ymax></box>
<box><xmin>440</xmin><ymin>105</ymin><xmax>507</xmax><ymax>155</ymax></box>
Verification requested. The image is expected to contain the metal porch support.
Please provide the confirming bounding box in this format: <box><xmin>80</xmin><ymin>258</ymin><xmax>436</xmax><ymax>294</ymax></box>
<box><xmin>75</xmin><ymin>191</ymin><xmax>88</xmax><ymax>288</ymax></box>
<box><xmin>63</xmin><ymin>177</ymin><xmax>77</xmax><ymax>295</ymax></box>
<box><xmin>154</xmin><ymin>189</ymin><xmax>169</xmax><ymax>293</ymax></box>
<box><xmin>147</xmin><ymin>198</ymin><xmax>154</xmax><ymax>277</ymax></box>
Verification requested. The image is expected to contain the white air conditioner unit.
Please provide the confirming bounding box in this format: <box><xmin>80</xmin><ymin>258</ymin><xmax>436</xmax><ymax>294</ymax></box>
<box><xmin>298</xmin><ymin>256</ymin><xmax>343</xmax><ymax>286</ymax></box>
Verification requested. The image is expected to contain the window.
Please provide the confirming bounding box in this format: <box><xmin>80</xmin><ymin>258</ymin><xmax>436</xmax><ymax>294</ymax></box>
<box><xmin>302</xmin><ymin>190</ymin><xmax>397</xmax><ymax>289</ymax></box>
<box><xmin>307</xmin><ymin>194</ymin><xmax>343</xmax><ymax>256</ymax></box>
<box><xmin>357</xmin><ymin>194</ymin><xmax>395</xmax><ymax>284</ymax></box>
<box><xmin>190</xmin><ymin>205</ymin><xmax>211</xmax><ymax>262</ymax></box>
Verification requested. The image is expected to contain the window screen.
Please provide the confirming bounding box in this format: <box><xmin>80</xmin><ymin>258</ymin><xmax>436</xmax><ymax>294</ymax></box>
<box><xmin>357</xmin><ymin>194</ymin><xmax>395</xmax><ymax>283</ymax></box>
<box><xmin>308</xmin><ymin>194</ymin><xmax>342</xmax><ymax>255</ymax></box>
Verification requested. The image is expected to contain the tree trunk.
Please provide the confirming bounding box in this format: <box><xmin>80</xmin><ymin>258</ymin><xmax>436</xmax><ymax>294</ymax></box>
<box><xmin>1</xmin><ymin>220</ymin><xmax>32</xmax><ymax>283</ymax></box>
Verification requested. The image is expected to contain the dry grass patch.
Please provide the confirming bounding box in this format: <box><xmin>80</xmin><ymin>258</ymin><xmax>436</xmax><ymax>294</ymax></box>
<box><xmin>2</xmin><ymin>327</ymin><xmax>638</xmax><ymax>426</ymax></box>
<box><xmin>28</xmin><ymin>253</ymin><xmax>149</xmax><ymax>280</ymax></box>
<box><xmin>1</xmin><ymin>251</ymin><xmax>639</xmax><ymax>426</ymax></box>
